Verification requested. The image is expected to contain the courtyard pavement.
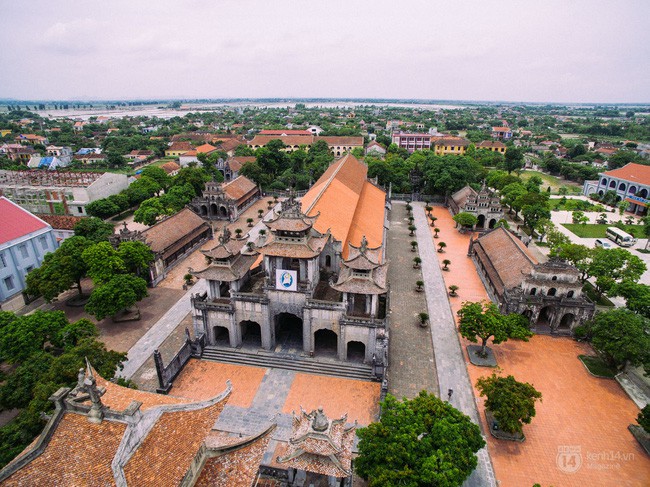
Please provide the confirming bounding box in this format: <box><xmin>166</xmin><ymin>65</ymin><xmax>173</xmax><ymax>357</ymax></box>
<box><xmin>385</xmin><ymin>201</ymin><xmax>438</xmax><ymax>400</ymax></box>
<box><xmin>431</xmin><ymin>204</ymin><xmax>650</xmax><ymax>487</ymax></box>
<box><xmin>412</xmin><ymin>202</ymin><xmax>496</xmax><ymax>487</ymax></box>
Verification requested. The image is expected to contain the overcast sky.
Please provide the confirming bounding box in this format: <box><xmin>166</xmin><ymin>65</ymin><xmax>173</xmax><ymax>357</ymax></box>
<box><xmin>1</xmin><ymin>0</ymin><xmax>648</xmax><ymax>103</ymax></box>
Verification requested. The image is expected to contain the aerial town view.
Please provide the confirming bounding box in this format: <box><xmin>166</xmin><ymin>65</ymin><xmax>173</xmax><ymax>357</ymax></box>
<box><xmin>0</xmin><ymin>1</ymin><xmax>649</xmax><ymax>486</ymax></box>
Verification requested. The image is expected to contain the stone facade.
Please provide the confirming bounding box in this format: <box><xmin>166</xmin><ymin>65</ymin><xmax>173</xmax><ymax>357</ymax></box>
<box><xmin>469</xmin><ymin>227</ymin><xmax>595</xmax><ymax>335</ymax></box>
<box><xmin>190</xmin><ymin>177</ymin><xmax>259</xmax><ymax>222</ymax></box>
<box><xmin>450</xmin><ymin>184</ymin><xmax>504</xmax><ymax>230</ymax></box>
<box><xmin>191</xmin><ymin>195</ymin><xmax>388</xmax><ymax>376</ymax></box>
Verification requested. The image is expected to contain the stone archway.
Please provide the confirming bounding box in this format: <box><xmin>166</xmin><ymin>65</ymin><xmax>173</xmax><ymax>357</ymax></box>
<box><xmin>536</xmin><ymin>306</ymin><xmax>553</xmax><ymax>334</ymax></box>
<box><xmin>559</xmin><ymin>313</ymin><xmax>574</xmax><ymax>331</ymax></box>
<box><xmin>214</xmin><ymin>326</ymin><xmax>230</xmax><ymax>346</ymax></box>
<box><xmin>477</xmin><ymin>214</ymin><xmax>486</xmax><ymax>228</ymax></box>
<box><xmin>275</xmin><ymin>312</ymin><xmax>303</xmax><ymax>351</ymax></box>
<box><xmin>210</xmin><ymin>203</ymin><xmax>219</xmax><ymax>217</ymax></box>
<box><xmin>240</xmin><ymin>320</ymin><xmax>261</xmax><ymax>348</ymax></box>
<box><xmin>200</xmin><ymin>205</ymin><xmax>208</xmax><ymax>217</ymax></box>
<box><xmin>219</xmin><ymin>205</ymin><xmax>228</xmax><ymax>218</ymax></box>
<box><xmin>488</xmin><ymin>218</ymin><xmax>497</xmax><ymax>229</ymax></box>
<box><xmin>347</xmin><ymin>341</ymin><xmax>366</xmax><ymax>363</ymax></box>
<box><xmin>314</xmin><ymin>329</ymin><xmax>338</xmax><ymax>358</ymax></box>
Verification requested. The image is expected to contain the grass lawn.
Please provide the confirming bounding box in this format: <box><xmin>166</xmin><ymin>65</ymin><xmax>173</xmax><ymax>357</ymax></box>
<box><xmin>582</xmin><ymin>281</ymin><xmax>615</xmax><ymax>307</ymax></box>
<box><xmin>548</xmin><ymin>199</ymin><xmax>607</xmax><ymax>212</ymax></box>
<box><xmin>562</xmin><ymin>223</ymin><xmax>645</xmax><ymax>238</ymax></box>
<box><xmin>149</xmin><ymin>157</ymin><xmax>178</xmax><ymax>167</ymax></box>
<box><xmin>578</xmin><ymin>355</ymin><xmax>616</xmax><ymax>379</ymax></box>
<box><xmin>520</xmin><ymin>170</ymin><xmax>582</xmax><ymax>194</ymax></box>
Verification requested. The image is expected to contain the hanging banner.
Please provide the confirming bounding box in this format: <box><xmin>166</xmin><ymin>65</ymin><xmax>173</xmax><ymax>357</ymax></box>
<box><xmin>276</xmin><ymin>269</ymin><xmax>297</xmax><ymax>291</ymax></box>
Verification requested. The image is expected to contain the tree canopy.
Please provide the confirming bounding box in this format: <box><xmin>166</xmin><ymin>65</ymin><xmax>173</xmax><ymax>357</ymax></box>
<box><xmin>73</xmin><ymin>217</ymin><xmax>115</xmax><ymax>243</ymax></box>
<box><xmin>476</xmin><ymin>374</ymin><xmax>542</xmax><ymax>434</ymax></box>
<box><xmin>452</xmin><ymin>212</ymin><xmax>478</xmax><ymax>228</ymax></box>
<box><xmin>84</xmin><ymin>274</ymin><xmax>148</xmax><ymax>320</ymax></box>
<box><xmin>356</xmin><ymin>391</ymin><xmax>485</xmax><ymax>487</ymax></box>
<box><xmin>588</xmin><ymin>247</ymin><xmax>646</xmax><ymax>296</ymax></box>
<box><xmin>457</xmin><ymin>301</ymin><xmax>532</xmax><ymax>357</ymax></box>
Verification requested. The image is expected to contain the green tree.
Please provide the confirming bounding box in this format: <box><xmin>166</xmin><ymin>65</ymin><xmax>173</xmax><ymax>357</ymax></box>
<box><xmin>133</xmin><ymin>197</ymin><xmax>166</xmax><ymax>226</ymax></box>
<box><xmin>503</xmin><ymin>146</ymin><xmax>524</xmax><ymax>173</ymax></box>
<box><xmin>637</xmin><ymin>405</ymin><xmax>650</xmax><ymax>434</ymax></box>
<box><xmin>117</xmin><ymin>241</ymin><xmax>153</xmax><ymax>277</ymax></box>
<box><xmin>571</xmin><ymin>210</ymin><xmax>588</xmax><ymax>225</ymax></box>
<box><xmin>139</xmin><ymin>165</ymin><xmax>171</xmax><ymax>190</ymax></box>
<box><xmin>452</xmin><ymin>212</ymin><xmax>478</xmax><ymax>228</ymax></box>
<box><xmin>0</xmin><ymin>310</ymin><xmax>68</xmax><ymax>363</ymax></box>
<box><xmin>476</xmin><ymin>374</ymin><xmax>542</xmax><ymax>434</ymax></box>
<box><xmin>85</xmin><ymin>274</ymin><xmax>148</xmax><ymax>320</ymax></box>
<box><xmin>73</xmin><ymin>217</ymin><xmax>115</xmax><ymax>242</ymax></box>
<box><xmin>356</xmin><ymin>391</ymin><xmax>485</xmax><ymax>487</ymax></box>
<box><xmin>85</xmin><ymin>198</ymin><xmax>119</xmax><ymax>219</ymax></box>
<box><xmin>588</xmin><ymin>247</ymin><xmax>646</xmax><ymax>296</ymax></box>
<box><xmin>609</xmin><ymin>281</ymin><xmax>650</xmax><ymax>319</ymax></box>
<box><xmin>521</xmin><ymin>203</ymin><xmax>551</xmax><ymax>233</ymax></box>
<box><xmin>82</xmin><ymin>241</ymin><xmax>127</xmax><ymax>285</ymax></box>
<box><xmin>500</xmin><ymin>182</ymin><xmax>527</xmax><ymax>214</ymax></box>
<box><xmin>172</xmin><ymin>167</ymin><xmax>209</xmax><ymax>195</ymax></box>
<box><xmin>25</xmin><ymin>236</ymin><xmax>93</xmax><ymax>300</ymax></box>
<box><xmin>556</xmin><ymin>243</ymin><xmax>592</xmax><ymax>281</ymax></box>
<box><xmin>457</xmin><ymin>301</ymin><xmax>532</xmax><ymax>357</ymax></box>
<box><xmin>588</xmin><ymin>308</ymin><xmax>650</xmax><ymax>372</ymax></box>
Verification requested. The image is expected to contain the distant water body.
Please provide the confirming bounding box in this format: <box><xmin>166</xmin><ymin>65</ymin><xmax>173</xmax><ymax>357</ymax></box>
<box><xmin>39</xmin><ymin>101</ymin><xmax>470</xmax><ymax>120</ymax></box>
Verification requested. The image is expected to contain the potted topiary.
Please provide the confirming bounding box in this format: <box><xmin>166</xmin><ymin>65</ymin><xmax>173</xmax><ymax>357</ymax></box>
<box><xmin>247</xmin><ymin>217</ymin><xmax>254</xmax><ymax>227</ymax></box>
<box><xmin>410</xmin><ymin>241</ymin><xmax>418</xmax><ymax>252</ymax></box>
<box><xmin>449</xmin><ymin>285</ymin><xmax>459</xmax><ymax>297</ymax></box>
<box><xmin>442</xmin><ymin>259</ymin><xmax>451</xmax><ymax>271</ymax></box>
<box><xmin>434</xmin><ymin>227</ymin><xmax>440</xmax><ymax>238</ymax></box>
<box><xmin>418</xmin><ymin>312</ymin><xmax>429</xmax><ymax>327</ymax></box>
<box><xmin>235</xmin><ymin>228</ymin><xmax>243</xmax><ymax>238</ymax></box>
<box><xmin>430</xmin><ymin>215</ymin><xmax>438</xmax><ymax>227</ymax></box>
<box><xmin>425</xmin><ymin>205</ymin><xmax>433</xmax><ymax>215</ymax></box>
<box><xmin>258</xmin><ymin>209</ymin><xmax>264</xmax><ymax>218</ymax></box>
<box><xmin>437</xmin><ymin>241</ymin><xmax>447</xmax><ymax>253</ymax></box>
<box><xmin>413</xmin><ymin>257</ymin><xmax>422</xmax><ymax>269</ymax></box>
<box><xmin>408</xmin><ymin>225</ymin><xmax>417</xmax><ymax>236</ymax></box>
<box><xmin>416</xmin><ymin>280</ymin><xmax>424</xmax><ymax>292</ymax></box>
<box><xmin>183</xmin><ymin>273</ymin><xmax>194</xmax><ymax>287</ymax></box>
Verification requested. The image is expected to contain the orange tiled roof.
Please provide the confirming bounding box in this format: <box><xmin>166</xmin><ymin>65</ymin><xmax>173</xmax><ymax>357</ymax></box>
<box><xmin>123</xmin><ymin>400</ymin><xmax>226</xmax><ymax>486</ymax></box>
<box><xmin>602</xmin><ymin>162</ymin><xmax>650</xmax><ymax>186</ymax></box>
<box><xmin>315</xmin><ymin>136</ymin><xmax>364</xmax><ymax>146</ymax></box>
<box><xmin>1</xmin><ymin>412</ymin><xmax>125</xmax><ymax>487</ymax></box>
<box><xmin>228</xmin><ymin>156</ymin><xmax>255</xmax><ymax>172</ymax></box>
<box><xmin>222</xmin><ymin>176</ymin><xmax>257</xmax><ymax>203</ymax></box>
<box><xmin>248</xmin><ymin>135</ymin><xmax>313</xmax><ymax>147</ymax></box>
<box><xmin>301</xmin><ymin>154</ymin><xmax>385</xmax><ymax>259</ymax></box>
<box><xmin>161</xmin><ymin>161</ymin><xmax>180</xmax><ymax>174</ymax></box>
<box><xmin>37</xmin><ymin>214</ymin><xmax>84</xmax><ymax>231</ymax></box>
<box><xmin>259</xmin><ymin>129</ymin><xmax>312</xmax><ymax>136</ymax></box>
<box><xmin>196</xmin><ymin>143</ymin><xmax>217</xmax><ymax>154</ymax></box>
<box><xmin>168</xmin><ymin>141</ymin><xmax>193</xmax><ymax>152</ymax></box>
<box><xmin>477</xmin><ymin>140</ymin><xmax>506</xmax><ymax>148</ymax></box>
<box><xmin>217</xmin><ymin>138</ymin><xmax>242</xmax><ymax>152</ymax></box>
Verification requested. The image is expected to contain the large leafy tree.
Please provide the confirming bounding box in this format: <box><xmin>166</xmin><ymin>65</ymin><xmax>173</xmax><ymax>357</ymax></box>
<box><xmin>503</xmin><ymin>146</ymin><xmax>524</xmax><ymax>173</ymax></box>
<box><xmin>82</xmin><ymin>241</ymin><xmax>127</xmax><ymax>285</ymax></box>
<box><xmin>117</xmin><ymin>241</ymin><xmax>154</xmax><ymax>277</ymax></box>
<box><xmin>133</xmin><ymin>197</ymin><xmax>166</xmax><ymax>226</ymax></box>
<box><xmin>25</xmin><ymin>236</ymin><xmax>93</xmax><ymax>300</ymax></box>
<box><xmin>610</xmin><ymin>281</ymin><xmax>650</xmax><ymax>318</ymax></box>
<box><xmin>84</xmin><ymin>274</ymin><xmax>148</xmax><ymax>320</ymax></box>
<box><xmin>452</xmin><ymin>212</ymin><xmax>478</xmax><ymax>228</ymax></box>
<box><xmin>356</xmin><ymin>391</ymin><xmax>485</xmax><ymax>487</ymax></box>
<box><xmin>476</xmin><ymin>374</ymin><xmax>542</xmax><ymax>434</ymax></box>
<box><xmin>85</xmin><ymin>198</ymin><xmax>119</xmax><ymax>219</ymax></box>
<box><xmin>500</xmin><ymin>182</ymin><xmax>527</xmax><ymax>214</ymax></box>
<box><xmin>139</xmin><ymin>165</ymin><xmax>171</xmax><ymax>190</ymax></box>
<box><xmin>0</xmin><ymin>311</ymin><xmax>125</xmax><ymax>468</ymax></box>
<box><xmin>588</xmin><ymin>247</ymin><xmax>646</xmax><ymax>296</ymax></box>
<box><xmin>555</xmin><ymin>243</ymin><xmax>592</xmax><ymax>281</ymax></box>
<box><xmin>73</xmin><ymin>217</ymin><xmax>115</xmax><ymax>243</ymax></box>
<box><xmin>588</xmin><ymin>308</ymin><xmax>650</xmax><ymax>372</ymax></box>
<box><xmin>457</xmin><ymin>301</ymin><xmax>532</xmax><ymax>357</ymax></box>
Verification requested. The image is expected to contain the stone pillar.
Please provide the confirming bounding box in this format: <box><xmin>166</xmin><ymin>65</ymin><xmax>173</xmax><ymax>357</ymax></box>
<box><xmin>261</xmin><ymin>304</ymin><xmax>273</xmax><ymax>350</ymax></box>
<box><xmin>230</xmin><ymin>313</ymin><xmax>240</xmax><ymax>348</ymax></box>
<box><xmin>303</xmin><ymin>310</ymin><xmax>312</xmax><ymax>354</ymax></box>
<box><xmin>370</xmin><ymin>294</ymin><xmax>378</xmax><ymax>317</ymax></box>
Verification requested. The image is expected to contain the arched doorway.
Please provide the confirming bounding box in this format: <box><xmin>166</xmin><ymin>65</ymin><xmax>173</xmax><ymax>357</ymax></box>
<box><xmin>488</xmin><ymin>218</ymin><xmax>497</xmax><ymax>229</ymax></box>
<box><xmin>219</xmin><ymin>206</ymin><xmax>228</xmax><ymax>218</ymax></box>
<box><xmin>210</xmin><ymin>203</ymin><xmax>219</xmax><ymax>217</ymax></box>
<box><xmin>275</xmin><ymin>313</ymin><xmax>303</xmax><ymax>351</ymax></box>
<box><xmin>536</xmin><ymin>306</ymin><xmax>553</xmax><ymax>334</ymax></box>
<box><xmin>314</xmin><ymin>329</ymin><xmax>338</xmax><ymax>358</ymax></box>
<box><xmin>521</xmin><ymin>309</ymin><xmax>533</xmax><ymax>323</ymax></box>
<box><xmin>200</xmin><ymin>205</ymin><xmax>208</xmax><ymax>216</ymax></box>
<box><xmin>325</xmin><ymin>255</ymin><xmax>332</xmax><ymax>268</ymax></box>
<box><xmin>347</xmin><ymin>341</ymin><xmax>365</xmax><ymax>363</ymax></box>
<box><xmin>240</xmin><ymin>320</ymin><xmax>261</xmax><ymax>348</ymax></box>
<box><xmin>214</xmin><ymin>326</ymin><xmax>230</xmax><ymax>346</ymax></box>
<box><xmin>559</xmin><ymin>313</ymin><xmax>574</xmax><ymax>331</ymax></box>
<box><xmin>477</xmin><ymin>214</ymin><xmax>486</xmax><ymax>228</ymax></box>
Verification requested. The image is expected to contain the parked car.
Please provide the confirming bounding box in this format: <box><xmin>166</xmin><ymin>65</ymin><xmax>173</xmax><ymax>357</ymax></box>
<box><xmin>594</xmin><ymin>238</ymin><xmax>614</xmax><ymax>249</ymax></box>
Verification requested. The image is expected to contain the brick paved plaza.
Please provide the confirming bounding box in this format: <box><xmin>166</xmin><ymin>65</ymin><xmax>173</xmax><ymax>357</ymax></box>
<box><xmin>431</xmin><ymin>205</ymin><xmax>650</xmax><ymax>487</ymax></box>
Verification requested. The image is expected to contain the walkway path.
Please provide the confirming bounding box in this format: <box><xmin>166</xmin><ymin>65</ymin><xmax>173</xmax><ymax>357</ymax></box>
<box><xmin>413</xmin><ymin>202</ymin><xmax>496</xmax><ymax>487</ymax></box>
<box><xmin>118</xmin><ymin>278</ymin><xmax>207</xmax><ymax>379</ymax></box>
<box><xmin>386</xmin><ymin>201</ymin><xmax>438</xmax><ymax>400</ymax></box>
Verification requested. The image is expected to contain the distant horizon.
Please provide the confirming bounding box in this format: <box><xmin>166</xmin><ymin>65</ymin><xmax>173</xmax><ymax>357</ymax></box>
<box><xmin>1</xmin><ymin>97</ymin><xmax>649</xmax><ymax>107</ymax></box>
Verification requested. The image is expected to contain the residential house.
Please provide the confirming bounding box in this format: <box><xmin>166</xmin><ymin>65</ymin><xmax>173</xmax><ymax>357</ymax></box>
<box><xmin>160</xmin><ymin>161</ymin><xmax>181</xmax><ymax>177</ymax></box>
<box><xmin>432</xmin><ymin>137</ymin><xmax>470</xmax><ymax>156</ymax></box>
<box><xmin>391</xmin><ymin>131</ymin><xmax>432</xmax><ymax>153</ymax></box>
<box><xmin>73</xmin><ymin>153</ymin><xmax>107</xmax><ymax>165</ymax></box>
<box><xmin>365</xmin><ymin>140</ymin><xmax>386</xmax><ymax>157</ymax></box>
<box><xmin>476</xmin><ymin>140</ymin><xmax>507</xmax><ymax>153</ymax></box>
<box><xmin>165</xmin><ymin>141</ymin><xmax>194</xmax><ymax>157</ymax></box>
<box><xmin>0</xmin><ymin>197</ymin><xmax>58</xmax><ymax>306</ymax></box>
<box><xmin>38</xmin><ymin>214</ymin><xmax>84</xmax><ymax>242</ymax></box>
<box><xmin>0</xmin><ymin>170</ymin><xmax>129</xmax><ymax>216</ymax></box>
<box><xmin>16</xmin><ymin>134</ymin><xmax>49</xmax><ymax>145</ymax></box>
<box><xmin>491</xmin><ymin>126</ymin><xmax>513</xmax><ymax>140</ymax></box>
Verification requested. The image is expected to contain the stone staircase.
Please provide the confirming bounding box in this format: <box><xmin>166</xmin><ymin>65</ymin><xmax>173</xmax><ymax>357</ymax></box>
<box><xmin>201</xmin><ymin>346</ymin><xmax>375</xmax><ymax>381</ymax></box>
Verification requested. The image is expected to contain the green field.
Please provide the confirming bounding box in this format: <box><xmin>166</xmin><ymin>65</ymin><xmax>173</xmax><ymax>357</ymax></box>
<box><xmin>520</xmin><ymin>170</ymin><xmax>582</xmax><ymax>194</ymax></box>
<box><xmin>578</xmin><ymin>355</ymin><xmax>616</xmax><ymax>378</ymax></box>
<box><xmin>548</xmin><ymin>199</ymin><xmax>606</xmax><ymax>212</ymax></box>
<box><xmin>562</xmin><ymin>223</ymin><xmax>645</xmax><ymax>238</ymax></box>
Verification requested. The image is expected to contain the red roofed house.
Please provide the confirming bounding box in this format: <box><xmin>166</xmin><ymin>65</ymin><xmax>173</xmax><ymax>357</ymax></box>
<box><xmin>491</xmin><ymin>126</ymin><xmax>513</xmax><ymax>140</ymax></box>
<box><xmin>584</xmin><ymin>162</ymin><xmax>650</xmax><ymax>215</ymax></box>
<box><xmin>0</xmin><ymin>197</ymin><xmax>58</xmax><ymax>308</ymax></box>
<box><xmin>165</xmin><ymin>141</ymin><xmax>193</xmax><ymax>157</ymax></box>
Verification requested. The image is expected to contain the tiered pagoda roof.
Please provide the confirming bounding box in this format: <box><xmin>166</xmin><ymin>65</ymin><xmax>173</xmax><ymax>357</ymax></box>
<box><xmin>332</xmin><ymin>236</ymin><xmax>388</xmax><ymax>295</ymax></box>
<box><xmin>190</xmin><ymin>226</ymin><xmax>258</xmax><ymax>282</ymax></box>
<box><xmin>258</xmin><ymin>193</ymin><xmax>330</xmax><ymax>259</ymax></box>
<box><xmin>277</xmin><ymin>407</ymin><xmax>356</xmax><ymax>478</ymax></box>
